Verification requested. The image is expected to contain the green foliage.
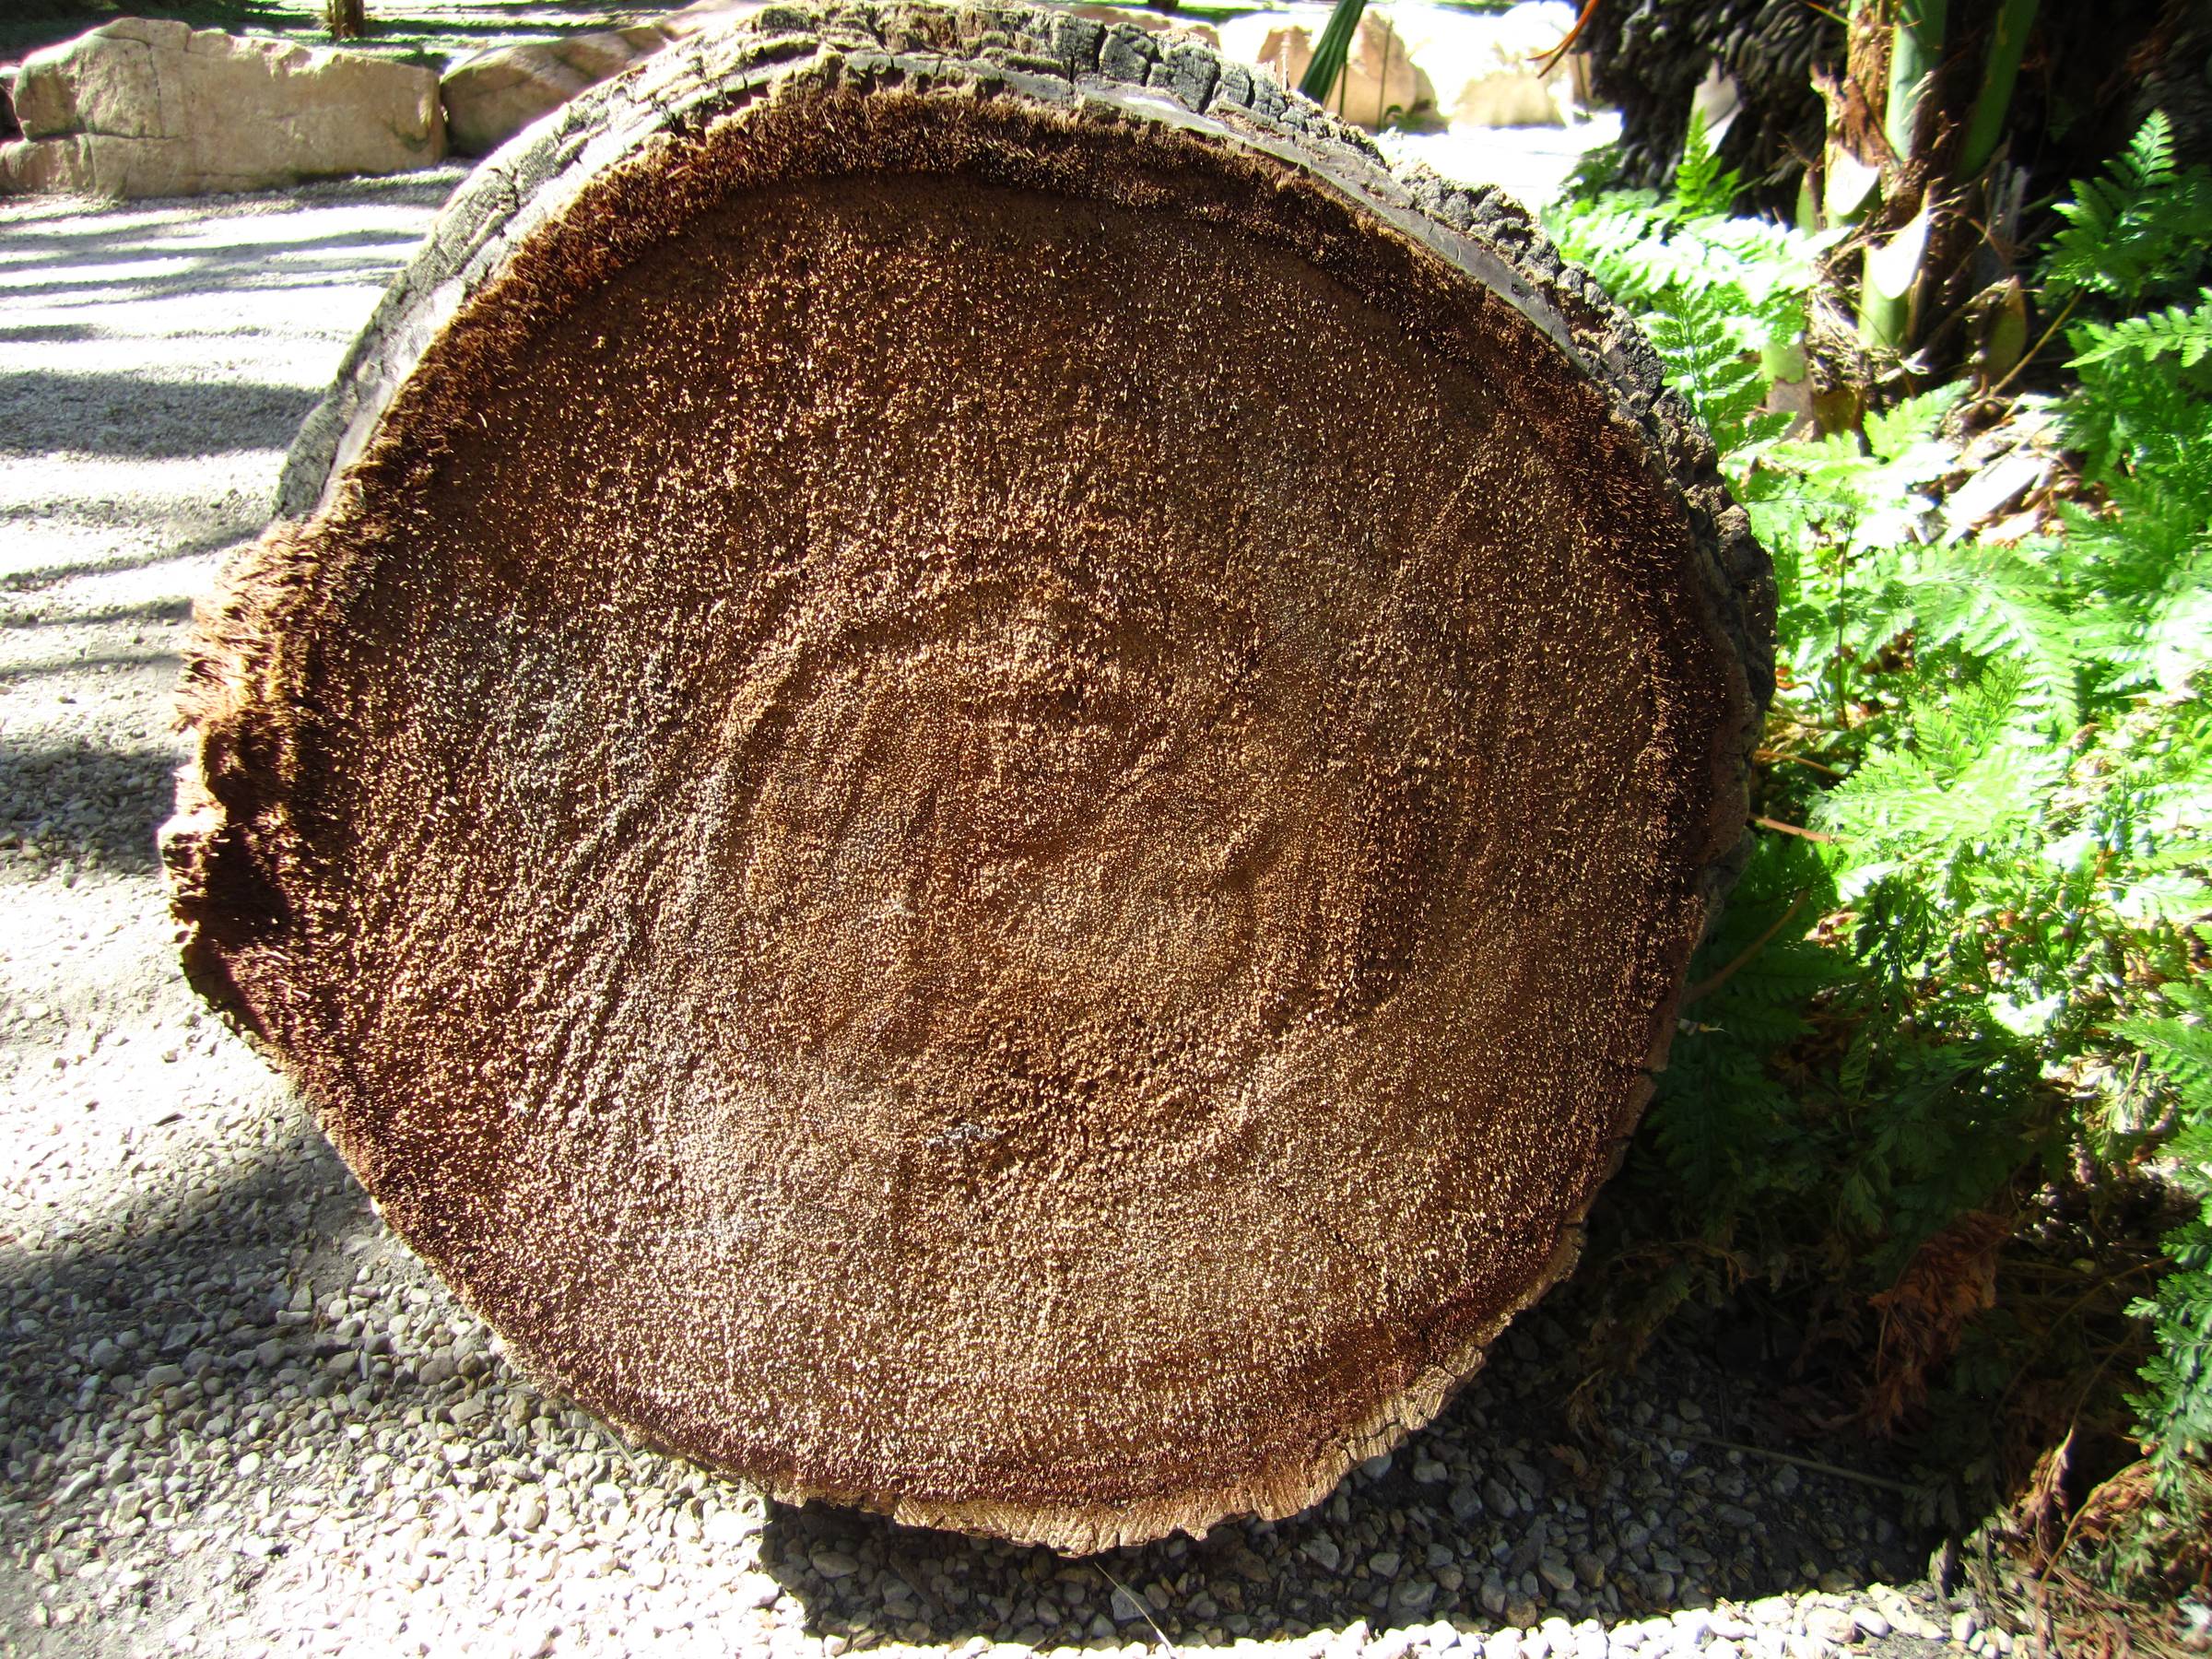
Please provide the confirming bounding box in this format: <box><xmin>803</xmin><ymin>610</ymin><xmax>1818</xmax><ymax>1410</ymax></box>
<box><xmin>2119</xmin><ymin>983</ymin><xmax>2212</xmax><ymax>1500</ymax></box>
<box><xmin>1668</xmin><ymin>110</ymin><xmax>1743</xmax><ymax>221</ymax></box>
<box><xmin>1545</xmin><ymin>114</ymin><xmax>1828</xmax><ymax>455</ymax></box>
<box><xmin>2041</xmin><ymin>112</ymin><xmax>2212</xmax><ymax>312</ymax></box>
<box><xmin>1558</xmin><ymin>111</ymin><xmax>2212</xmax><ymax>1512</ymax></box>
<box><xmin>2060</xmin><ymin>226</ymin><xmax>2212</xmax><ymax>718</ymax></box>
<box><xmin>2071</xmin><ymin>290</ymin><xmax>2212</xmax><ymax>371</ymax></box>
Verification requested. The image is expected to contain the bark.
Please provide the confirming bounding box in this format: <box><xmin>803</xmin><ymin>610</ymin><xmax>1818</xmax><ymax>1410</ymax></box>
<box><xmin>1584</xmin><ymin>0</ymin><xmax>2212</xmax><ymax>212</ymax></box>
<box><xmin>324</xmin><ymin>0</ymin><xmax>368</xmax><ymax>42</ymax></box>
<box><xmin>166</xmin><ymin>2</ymin><xmax>1773</xmax><ymax>1552</ymax></box>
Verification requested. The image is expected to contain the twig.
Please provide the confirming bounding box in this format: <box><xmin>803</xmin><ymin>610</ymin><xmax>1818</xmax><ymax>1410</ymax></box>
<box><xmin>603</xmin><ymin>1425</ymin><xmax>651</xmax><ymax>1484</ymax></box>
<box><xmin>1835</xmin><ymin>547</ymin><xmax>1849</xmax><ymax>733</ymax></box>
<box><xmin>1755</xmin><ymin>748</ymin><xmax>1847</xmax><ymax>777</ymax></box>
<box><xmin>1682</xmin><ymin>889</ymin><xmax>1812</xmax><ymax>1007</ymax></box>
<box><xmin>1665</xmin><ymin>1430</ymin><xmax>1920</xmax><ymax>1494</ymax></box>
<box><xmin>1754</xmin><ymin>815</ymin><xmax>1841</xmax><ymax>843</ymax></box>
<box><xmin>1094</xmin><ymin>1563</ymin><xmax>1183</xmax><ymax>1659</ymax></box>
<box><xmin>1532</xmin><ymin>0</ymin><xmax>1599</xmax><ymax>76</ymax></box>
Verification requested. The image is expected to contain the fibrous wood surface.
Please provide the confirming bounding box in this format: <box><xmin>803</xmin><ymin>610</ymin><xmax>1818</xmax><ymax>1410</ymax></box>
<box><xmin>166</xmin><ymin>3</ymin><xmax>1775</xmax><ymax>1552</ymax></box>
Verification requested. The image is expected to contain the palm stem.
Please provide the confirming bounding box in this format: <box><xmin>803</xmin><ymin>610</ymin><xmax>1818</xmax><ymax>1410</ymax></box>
<box><xmin>1959</xmin><ymin>0</ymin><xmax>2039</xmax><ymax>178</ymax></box>
<box><xmin>1298</xmin><ymin>0</ymin><xmax>1367</xmax><ymax>108</ymax></box>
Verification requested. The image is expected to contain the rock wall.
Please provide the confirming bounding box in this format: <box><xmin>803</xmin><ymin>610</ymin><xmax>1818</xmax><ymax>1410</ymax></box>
<box><xmin>441</xmin><ymin>1</ymin><xmax>1224</xmax><ymax>157</ymax></box>
<box><xmin>0</xmin><ymin>18</ymin><xmax>443</xmax><ymax>198</ymax></box>
<box><xmin>440</xmin><ymin>0</ymin><xmax>771</xmax><ymax>157</ymax></box>
<box><xmin>1217</xmin><ymin>2</ymin><xmax>1589</xmax><ymax>133</ymax></box>
<box><xmin>0</xmin><ymin>4</ymin><xmax>1603</xmax><ymax>198</ymax></box>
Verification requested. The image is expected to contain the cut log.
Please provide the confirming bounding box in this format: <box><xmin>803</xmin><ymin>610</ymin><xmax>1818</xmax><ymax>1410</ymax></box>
<box><xmin>165</xmin><ymin>2</ymin><xmax>1774</xmax><ymax>1552</ymax></box>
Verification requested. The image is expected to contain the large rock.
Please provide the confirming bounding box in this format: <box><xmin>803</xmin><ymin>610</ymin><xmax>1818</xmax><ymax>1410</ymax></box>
<box><xmin>1224</xmin><ymin>8</ymin><xmax>1434</xmax><ymax>130</ymax></box>
<box><xmin>442</xmin><ymin>1</ymin><xmax>1227</xmax><ymax>157</ymax></box>
<box><xmin>442</xmin><ymin>0</ymin><xmax>798</xmax><ymax>157</ymax></box>
<box><xmin>0</xmin><ymin>18</ymin><xmax>444</xmax><ymax>198</ymax></box>
<box><xmin>441</xmin><ymin>23</ymin><xmax>687</xmax><ymax>157</ymax></box>
<box><xmin>1418</xmin><ymin>1</ymin><xmax>1591</xmax><ymax>130</ymax></box>
<box><xmin>1068</xmin><ymin>4</ymin><xmax>1219</xmax><ymax>48</ymax></box>
<box><xmin>1211</xmin><ymin>4</ymin><xmax>1592</xmax><ymax>134</ymax></box>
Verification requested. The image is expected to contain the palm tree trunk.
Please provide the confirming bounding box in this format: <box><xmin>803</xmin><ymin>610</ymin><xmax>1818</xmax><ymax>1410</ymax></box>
<box><xmin>325</xmin><ymin>0</ymin><xmax>368</xmax><ymax>41</ymax></box>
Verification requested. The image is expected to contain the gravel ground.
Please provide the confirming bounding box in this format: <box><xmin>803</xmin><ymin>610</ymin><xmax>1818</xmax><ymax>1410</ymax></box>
<box><xmin>0</xmin><ymin>171</ymin><xmax>1997</xmax><ymax>1659</ymax></box>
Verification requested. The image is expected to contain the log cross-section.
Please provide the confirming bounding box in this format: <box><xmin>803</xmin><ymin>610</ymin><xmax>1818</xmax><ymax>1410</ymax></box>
<box><xmin>165</xmin><ymin>2</ymin><xmax>1774</xmax><ymax>1553</ymax></box>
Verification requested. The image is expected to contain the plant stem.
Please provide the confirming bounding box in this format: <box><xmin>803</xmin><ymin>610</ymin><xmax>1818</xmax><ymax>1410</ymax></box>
<box><xmin>1959</xmin><ymin>0</ymin><xmax>2039</xmax><ymax>178</ymax></box>
<box><xmin>1861</xmin><ymin>0</ymin><xmax>1947</xmax><ymax>353</ymax></box>
<box><xmin>1753</xmin><ymin>817</ymin><xmax>1842</xmax><ymax>844</ymax></box>
<box><xmin>1836</xmin><ymin>544</ymin><xmax>1850</xmax><ymax>727</ymax></box>
<box><xmin>1298</xmin><ymin>0</ymin><xmax>1366</xmax><ymax>108</ymax></box>
<box><xmin>1683</xmin><ymin>890</ymin><xmax>1815</xmax><ymax>1006</ymax></box>
<box><xmin>1755</xmin><ymin>748</ymin><xmax>1848</xmax><ymax>776</ymax></box>
<box><xmin>1884</xmin><ymin>0</ymin><xmax>1948</xmax><ymax>163</ymax></box>
<box><xmin>1986</xmin><ymin>289</ymin><xmax>2079</xmax><ymax>399</ymax></box>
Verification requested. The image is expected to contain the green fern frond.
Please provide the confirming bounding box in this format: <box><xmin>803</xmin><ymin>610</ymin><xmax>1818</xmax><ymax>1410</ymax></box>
<box><xmin>2124</xmin><ymin>835</ymin><xmax>2212</xmax><ymax>875</ymax></box>
<box><xmin>2145</xmin><ymin>582</ymin><xmax>2212</xmax><ymax>695</ymax></box>
<box><xmin>2119</xmin><ymin>1006</ymin><xmax>2212</xmax><ymax>1101</ymax></box>
<box><xmin>1670</xmin><ymin>109</ymin><xmax>1742</xmax><ymax>222</ymax></box>
<box><xmin>2071</xmin><ymin>289</ymin><xmax>2212</xmax><ymax>370</ymax></box>
<box><xmin>2043</xmin><ymin>111</ymin><xmax>2212</xmax><ymax>310</ymax></box>
<box><xmin>1888</xmin><ymin>547</ymin><xmax>2080</xmax><ymax>731</ymax></box>
<box><xmin>1816</xmin><ymin>666</ymin><xmax>2062</xmax><ymax>855</ymax></box>
<box><xmin>2119</xmin><ymin>979</ymin><xmax>2212</xmax><ymax>1501</ymax></box>
<box><xmin>1865</xmin><ymin>384</ymin><xmax>1965</xmax><ymax>461</ymax></box>
<box><xmin>1544</xmin><ymin>109</ymin><xmax>2212</xmax><ymax>1512</ymax></box>
<box><xmin>1644</xmin><ymin>289</ymin><xmax>1782</xmax><ymax>455</ymax></box>
<box><xmin>2128</xmin><ymin>1219</ymin><xmax>2212</xmax><ymax>1502</ymax></box>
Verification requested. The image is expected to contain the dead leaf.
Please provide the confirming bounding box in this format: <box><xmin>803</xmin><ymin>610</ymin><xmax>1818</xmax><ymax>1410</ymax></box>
<box><xmin>1863</xmin><ymin>1211</ymin><xmax>2009</xmax><ymax>1432</ymax></box>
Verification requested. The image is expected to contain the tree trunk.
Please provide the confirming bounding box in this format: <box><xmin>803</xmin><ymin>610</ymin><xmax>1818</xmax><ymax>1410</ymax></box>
<box><xmin>1583</xmin><ymin>0</ymin><xmax>2212</xmax><ymax>212</ymax></box>
<box><xmin>324</xmin><ymin>0</ymin><xmax>367</xmax><ymax>41</ymax></box>
<box><xmin>167</xmin><ymin>2</ymin><xmax>1771</xmax><ymax>1553</ymax></box>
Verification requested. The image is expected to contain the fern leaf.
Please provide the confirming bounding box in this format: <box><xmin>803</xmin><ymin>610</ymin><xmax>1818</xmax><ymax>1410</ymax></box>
<box><xmin>1888</xmin><ymin>547</ymin><xmax>2080</xmax><ymax>731</ymax></box>
<box><xmin>1816</xmin><ymin>667</ymin><xmax>2062</xmax><ymax>855</ymax></box>
<box><xmin>2119</xmin><ymin>1014</ymin><xmax>2212</xmax><ymax>1100</ymax></box>
<box><xmin>1865</xmin><ymin>384</ymin><xmax>1965</xmax><ymax>461</ymax></box>
<box><xmin>1669</xmin><ymin>108</ymin><xmax>1742</xmax><ymax>222</ymax></box>
<box><xmin>1644</xmin><ymin>288</ymin><xmax>1775</xmax><ymax>454</ymax></box>
<box><xmin>2042</xmin><ymin>110</ymin><xmax>2212</xmax><ymax>309</ymax></box>
<box><xmin>2070</xmin><ymin>289</ymin><xmax>2212</xmax><ymax>369</ymax></box>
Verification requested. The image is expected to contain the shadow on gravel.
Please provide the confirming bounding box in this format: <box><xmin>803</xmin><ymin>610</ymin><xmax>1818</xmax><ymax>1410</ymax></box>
<box><xmin>4</xmin><ymin>260</ymin><xmax>418</xmax><ymax>309</ymax></box>
<box><xmin>0</xmin><ymin>732</ymin><xmax>182</xmax><ymax>872</ymax></box>
<box><xmin>5</xmin><ymin>595</ymin><xmax>196</xmax><ymax>631</ymax></box>
<box><xmin>0</xmin><ymin>324</ymin><xmax>100</xmax><ymax>346</ymax></box>
<box><xmin>758</xmin><ymin>1326</ymin><xmax>1935</xmax><ymax>1650</ymax></box>
<box><xmin>0</xmin><ymin>224</ymin><xmax>430</xmax><ymax>263</ymax></box>
<box><xmin>0</xmin><ymin>1134</ymin><xmax>397</xmax><ymax>1527</ymax></box>
<box><xmin>0</xmin><ymin>645</ymin><xmax>183</xmax><ymax>686</ymax></box>
<box><xmin>0</xmin><ymin>527</ymin><xmax>259</xmax><ymax>591</ymax></box>
<box><xmin>0</xmin><ymin>208</ymin><xmax>443</xmax><ymax>312</ymax></box>
<box><xmin>0</xmin><ymin>1100</ymin><xmax>1938</xmax><ymax>1654</ymax></box>
<box><xmin>0</xmin><ymin>370</ymin><xmax>316</xmax><ymax>458</ymax></box>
